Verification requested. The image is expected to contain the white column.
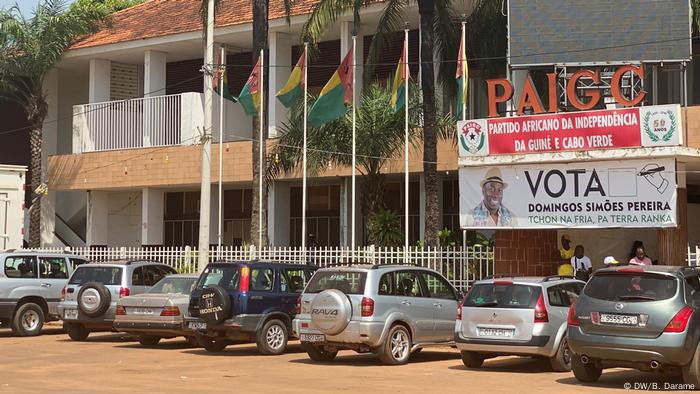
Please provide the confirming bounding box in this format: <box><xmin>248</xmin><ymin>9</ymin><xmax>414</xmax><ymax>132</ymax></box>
<box><xmin>143</xmin><ymin>50</ymin><xmax>167</xmax><ymax>147</ymax></box>
<box><xmin>141</xmin><ymin>188</ymin><xmax>164</xmax><ymax>246</ymax></box>
<box><xmin>89</xmin><ymin>59</ymin><xmax>111</xmax><ymax>103</ymax></box>
<box><xmin>269</xmin><ymin>32</ymin><xmax>292</xmax><ymax>138</ymax></box>
<box><xmin>267</xmin><ymin>181</ymin><xmax>290</xmax><ymax>246</ymax></box>
<box><xmin>340</xmin><ymin>21</ymin><xmax>363</xmax><ymax>104</ymax></box>
<box><xmin>86</xmin><ymin>190</ymin><xmax>109</xmax><ymax>246</ymax></box>
<box><xmin>419</xmin><ymin>174</ymin><xmax>426</xmax><ymax>241</ymax></box>
<box><xmin>41</xmin><ymin>69</ymin><xmax>59</xmax><ymax>246</ymax></box>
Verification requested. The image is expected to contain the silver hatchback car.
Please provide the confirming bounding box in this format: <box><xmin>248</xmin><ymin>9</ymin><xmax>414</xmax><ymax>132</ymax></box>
<box><xmin>456</xmin><ymin>276</ymin><xmax>585</xmax><ymax>371</ymax></box>
<box><xmin>58</xmin><ymin>260</ymin><xmax>177</xmax><ymax>341</ymax></box>
<box><xmin>293</xmin><ymin>264</ymin><xmax>461</xmax><ymax>365</ymax></box>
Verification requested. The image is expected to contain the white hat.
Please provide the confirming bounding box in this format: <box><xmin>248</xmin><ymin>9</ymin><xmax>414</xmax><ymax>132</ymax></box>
<box><xmin>603</xmin><ymin>256</ymin><xmax>620</xmax><ymax>266</ymax></box>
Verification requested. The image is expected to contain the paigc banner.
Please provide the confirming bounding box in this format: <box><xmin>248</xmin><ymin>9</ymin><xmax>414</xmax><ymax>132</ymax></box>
<box><xmin>457</xmin><ymin>104</ymin><xmax>682</xmax><ymax>157</ymax></box>
<box><xmin>459</xmin><ymin>158</ymin><xmax>677</xmax><ymax>229</ymax></box>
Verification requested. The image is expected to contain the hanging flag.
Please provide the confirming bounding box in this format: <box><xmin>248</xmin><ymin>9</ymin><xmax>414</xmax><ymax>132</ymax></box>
<box><xmin>213</xmin><ymin>53</ymin><xmax>237</xmax><ymax>102</ymax></box>
<box><xmin>276</xmin><ymin>49</ymin><xmax>306</xmax><ymax>108</ymax></box>
<box><xmin>308</xmin><ymin>49</ymin><xmax>353</xmax><ymax>128</ymax></box>
<box><xmin>456</xmin><ymin>27</ymin><xmax>468</xmax><ymax>119</ymax></box>
<box><xmin>390</xmin><ymin>38</ymin><xmax>410</xmax><ymax>112</ymax></box>
<box><xmin>237</xmin><ymin>57</ymin><xmax>262</xmax><ymax>116</ymax></box>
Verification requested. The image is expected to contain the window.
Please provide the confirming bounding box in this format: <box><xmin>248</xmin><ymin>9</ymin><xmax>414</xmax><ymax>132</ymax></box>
<box><xmin>585</xmin><ymin>273</ymin><xmax>678</xmax><ymax>302</ymax></box>
<box><xmin>250</xmin><ymin>268</ymin><xmax>274</xmax><ymax>292</ymax></box>
<box><xmin>547</xmin><ymin>286</ymin><xmax>567</xmax><ymax>307</ymax></box>
<box><xmin>69</xmin><ymin>258</ymin><xmax>88</xmax><ymax>269</ymax></box>
<box><xmin>197</xmin><ymin>265</ymin><xmax>240</xmax><ymax>291</ymax></box>
<box><xmin>39</xmin><ymin>257</ymin><xmax>68</xmax><ymax>279</ymax></box>
<box><xmin>280</xmin><ymin>269</ymin><xmax>312</xmax><ymax>293</ymax></box>
<box><xmin>395</xmin><ymin>271</ymin><xmax>425</xmax><ymax>297</ymax></box>
<box><xmin>141</xmin><ymin>265</ymin><xmax>169</xmax><ymax>286</ymax></box>
<box><xmin>561</xmin><ymin>282</ymin><xmax>584</xmax><ymax>305</ymax></box>
<box><xmin>69</xmin><ymin>266</ymin><xmax>122</xmax><ymax>286</ymax></box>
<box><xmin>305</xmin><ymin>271</ymin><xmax>367</xmax><ymax>295</ymax></box>
<box><xmin>131</xmin><ymin>267</ymin><xmax>145</xmax><ymax>286</ymax></box>
<box><xmin>685</xmin><ymin>275</ymin><xmax>700</xmax><ymax>292</ymax></box>
<box><xmin>148</xmin><ymin>277</ymin><xmax>198</xmax><ymax>294</ymax></box>
<box><xmin>420</xmin><ymin>271</ymin><xmax>456</xmax><ymax>300</ymax></box>
<box><xmin>378</xmin><ymin>272</ymin><xmax>396</xmax><ymax>296</ymax></box>
<box><xmin>4</xmin><ymin>256</ymin><xmax>37</xmax><ymax>279</ymax></box>
<box><xmin>464</xmin><ymin>284</ymin><xmax>541</xmax><ymax>309</ymax></box>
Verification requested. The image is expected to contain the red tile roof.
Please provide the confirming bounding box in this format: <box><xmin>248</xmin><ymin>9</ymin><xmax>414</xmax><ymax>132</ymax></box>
<box><xmin>71</xmin><ymin>0</ymin><xmax>319</xmax><ymax>50</ymax></box>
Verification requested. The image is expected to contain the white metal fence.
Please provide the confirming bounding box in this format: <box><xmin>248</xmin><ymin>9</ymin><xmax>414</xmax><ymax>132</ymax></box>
<box><xmin>688</xmin><ymin>245</ymin><xmax>699</xmax><ymax>266</ymax></box>
<box><xmin>27</xmin><ymin>246</ymin><xmax>494</xmax><ymax>290</ymax></box>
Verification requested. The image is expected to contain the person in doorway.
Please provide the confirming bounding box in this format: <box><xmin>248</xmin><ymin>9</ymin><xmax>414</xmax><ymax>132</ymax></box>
<box><xmin>559</xmin><ymin>234</ymin><xmax>574</xmax><ymax>261</ymax></box>
<box><xmin>629</xmin><ymin>246</ymin><xmax>652</xmax><ymax>266</ymax></box>
<box><xmin>471</xmin><ymin>168</ymin><xmax>515</xmax><ymax>227</ymax></box>
<box><xmin>571</xmin><ymin>245</ymin><xmax>593</xmax><ymax>281</ymax></box>
<box><xmin>628</xmin><ymin>241</ymin><xmax>646</xmax><ymax>260</ymax></box>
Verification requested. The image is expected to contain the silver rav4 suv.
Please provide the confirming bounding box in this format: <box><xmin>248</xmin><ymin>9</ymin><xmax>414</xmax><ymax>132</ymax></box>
<box><xmin>456</xmin><ymin>275</ymin><xmax>585</xmax><ymax>371</ymax></box>
<box><xmin>58</xmin><ymin>260</ymin><xmax>176</xmax><ymax>341</ymax></box>
<box><xmin>293</xmin><ymin>264</ymin><xmax>461</xmax><ymax>365</ymax></box>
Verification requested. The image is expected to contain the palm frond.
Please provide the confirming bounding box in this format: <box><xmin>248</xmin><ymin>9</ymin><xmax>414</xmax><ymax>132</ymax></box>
<box><xmin>282</xmin><ymin>0</ymin><xmax>294</xmax><ymax>25</ymax></box>
<box><xmin>364</xmin><ymin>0</ymin><xmax>406</xmax><ymax>86</ymax></box>
<box><xmin>301</xmin><ymin>0</ymin><xmax>354</xmax><ymax>49</ymax></box>
<box><xmin>433</xmin><ymin>0</ymin><xmax>459</xmax><ymax>89</ymax></box>
<box><xmin>199</xmin><ymin>0</ymin><xmax>221</xmax><ymax>41</ymax></box>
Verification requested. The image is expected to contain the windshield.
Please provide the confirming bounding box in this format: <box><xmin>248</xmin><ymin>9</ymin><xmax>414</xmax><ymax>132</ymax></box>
<box><xmin>148</xmin><ymin>277</ymin><xmax>198</xmax><ymax>294</ymax></box>
<box><xmin>305</xmin><ymin>271</ymin><xmax>367</xmax><ymax>295</ymax></box>
<box><xmin>196</xmin><ymin>265</ymin><xmax>240</xmax><ymax>291</ymax></box>
<box><xmin>69</xmin><ymin>266</ymin><xmax>123</xmax><ymax>286</ymax></box>
<box><xmin>584</xmin><ymin>273</ymin><xmax>678</xmax><ymax>302</ymax></box>
<box><xmin>464</xmin><ymin>283</ymin><xmax>541</xmax><ymax>309</ymax></box>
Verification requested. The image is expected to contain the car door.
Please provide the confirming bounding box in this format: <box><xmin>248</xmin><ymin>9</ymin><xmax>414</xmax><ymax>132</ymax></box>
<box><xmin>247</xmin><ymin>267</ymin><xmax>275</xmax><ymax>315</ymax></box>
<box><xmin>418</xmin><ymin>271</ymin><xmax>459</xmax><ymax>342</ymax></box>
<box><xmin>279</xmin><ymin>267</ymin><xmax>312</xmax><ymax>315</ymax></box>
<box><xmin>395</xmin><ymin>270</ymin><xmax>434</xmax><ymax>343</ymax></box>
<box><xmin>2</xmin><ymin>256</ymin><xmax>41</xmax><ymax>301</ymax></box>
<box><xmin>545</xmin><ymin>284</ymin><xmax>570</xmax><ymax>328</ymax></box>
<box><xmin>37</xmin><ymin>256</ymin><xmax>70</xmax><ymax>316</ymax></box>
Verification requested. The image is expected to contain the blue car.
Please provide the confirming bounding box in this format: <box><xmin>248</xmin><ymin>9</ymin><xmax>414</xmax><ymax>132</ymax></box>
<box><xmin>187</xmin><ymin>261</ymin><xmax>316</xmax><ymax>354</ymax></box>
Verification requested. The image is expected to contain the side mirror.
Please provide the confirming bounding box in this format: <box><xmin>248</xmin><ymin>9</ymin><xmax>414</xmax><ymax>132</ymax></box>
<box><xmin>456</xmin><ymin>291</ymin><xmax>465</xmax><ymax>301</ymax></box>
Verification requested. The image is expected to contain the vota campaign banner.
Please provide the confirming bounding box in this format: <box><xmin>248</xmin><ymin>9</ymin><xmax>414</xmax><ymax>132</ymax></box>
<box><xmin>459</xmin><ymin>158</ymin><xmax>677</xmax><ymax>229</ymax></box>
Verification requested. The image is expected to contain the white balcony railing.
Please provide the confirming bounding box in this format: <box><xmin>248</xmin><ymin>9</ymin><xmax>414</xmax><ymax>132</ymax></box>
<box><xmin>72</xmin><ymin>92</ymin><xmax>250</xmax><ymax>153</ymax></box>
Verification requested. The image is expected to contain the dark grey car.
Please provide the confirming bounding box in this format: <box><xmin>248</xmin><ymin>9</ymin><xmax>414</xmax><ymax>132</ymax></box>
<box><xmin>568</xmin><ymin>265</ymin><xmax>700</xmax><ymax>388</ymax></box>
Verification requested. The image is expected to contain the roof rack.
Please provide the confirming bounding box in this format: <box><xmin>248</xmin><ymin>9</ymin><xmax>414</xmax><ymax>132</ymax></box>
<box><xmin>482</xmin><ymin>274</ymin><xmax>520</xmax><ymax>280</ymax></box>
<box><xmin>370</xmin><ymin>263</ymin><xmax>418</xmax><ymax>269</ymax></box>
<box><xmin>322</xmin><ymin>262</ymin><xmax>372</xmax><ymax>269</ymax></box>
<box><xmin>541</xmin><ymin>275</ymin><xmax>574</xmax><ymax>282</ymax></box>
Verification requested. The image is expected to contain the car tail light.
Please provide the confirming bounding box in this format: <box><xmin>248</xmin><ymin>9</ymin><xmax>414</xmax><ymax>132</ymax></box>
<box><xmin>295</xmin><ymin>297</ymin><xmax>301</xmax><ymax>314</ymax></box>
<box><xmin>664</xmin><ymin>305</ymin><xmax>693</xmax><ymax>333</ymax></box>
<box><xmin>618</xmin><ymin>267</ymin><xmax>644</xmax><ymax>273</ymax></box>
<box><xmin>239</xmin><ymin>266</ymin><xmax>250</xmax><ymax>292</ymax></box>
<box><xmin>567</xmin><ymin>304</ymin><xmax>580</xmax><ymax>326</ymax></box>
<box><xmin>457</xmin><ymin>303</ymin><xmax>463</xmax><ymax>320</ymax></box>
<box><xmin>534</xmin><ymin>293</ymin><xmax>548</xmax><ymax>323</ymax></box>
<box><xmin>160</xmin><ymin>306</ymin><xmax>181</xmax><ymax>317</ymax></box>
<box><xmin>494</xmin><ymin>280</ymin><xmax>513</xmax><ymax>286</ymax></box>
<box><xmin>60</xmin><ymin>286</ymin><xmax>66</xmax><ymax>301</ymax></box>
<box><xmin>361</xmin><ymin>297</ymin><xmax>375</xmax><ymax>317</ymax></box>
<box><xmin>119</xmin><ymin>287</ymin><xmax>130</xmax><ymax>298</ymax></box>
<box><xmin>115</xmin><ymin>305</ymin><xmax>126</xmax><ymax>315</ymax></box>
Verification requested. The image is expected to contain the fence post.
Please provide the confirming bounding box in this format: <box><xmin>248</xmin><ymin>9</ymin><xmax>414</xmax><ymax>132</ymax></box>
<box><xmin>119</xmin><ymin>246</ymin><xmax>126</xmax><ymax>260</ymax></box>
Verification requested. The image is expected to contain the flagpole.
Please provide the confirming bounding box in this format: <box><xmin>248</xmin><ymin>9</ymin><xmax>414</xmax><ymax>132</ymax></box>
<box><xmin>351</xmin><ymin>35</ymin><xmax>357</xmax><ymax>260</ymax></box>
<box><xmin>403</xmin><ymin>27</ymin><xmax>409</xmax><ymax>263</ymax></box>
<box><xmin>218</xmin><ymin>46</ymin><xmax>225</xmax><ymax>255</ymax></box>
<box><xmin>461</xmin><ymin>20</ymin><xmax>467</xmax><ymax>122</ymax></box>
<box><xmin>258</xmin><ymin>48</ymin><xmax>264</xmax><ymax>249</ymax></box>
<box><xmin>302</xmin><ymin>43</ymin><xmax>308</xmax><ymax>261</ymax></box>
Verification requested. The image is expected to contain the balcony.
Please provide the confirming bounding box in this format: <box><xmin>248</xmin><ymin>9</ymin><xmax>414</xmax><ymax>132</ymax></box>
<box><xmin>72</xmin><ymin>92</ymin><xmax>249</xmax><ymax>153</ymax></box>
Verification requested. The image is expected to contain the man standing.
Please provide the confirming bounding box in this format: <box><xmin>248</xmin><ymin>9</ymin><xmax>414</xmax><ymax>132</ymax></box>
<box><xmin>571</xmin><ymin>245</ymin><xmax>593</xmax><ymax>281</ymax></box>
<box><xmin>559</xmin><ymin>234</ymin><xmax>574</xmax><ymax>261</ymax></box>
<box><xmin>470</xmin><ymin>168</ymin><xmax>515</xmax><ymax>227</ymax></box>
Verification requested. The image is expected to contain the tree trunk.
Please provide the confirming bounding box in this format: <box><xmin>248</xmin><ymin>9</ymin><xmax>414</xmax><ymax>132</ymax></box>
<box><xmin>27</xmin><ymin>96</ymin><xmax>48</xmax><ymax>248</ymax></box>
<box><xmin>250</xmin><ymin>0</ymin><xmax>269</xmax><ymax>247</ymax></box>
<box><xmin>360</xmin><ymin>172</ymin><xmax>386</xmax><ymax>219</ymax></box>
<box><xmin>417</xmin><ymin>0</ymin><xmax>439</xmax><ymax>247</ymax></box>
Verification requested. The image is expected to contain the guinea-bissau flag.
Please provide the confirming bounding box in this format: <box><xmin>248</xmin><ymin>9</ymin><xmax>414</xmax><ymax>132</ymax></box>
<box><xmin>238</xmin><ymin>56</ymin><xmax>262</xmax><ymax>116</ymax></box>
<box><xmin>308</xmin><ymin>48</ymin><xmax>353</xmax><ymax>128</ymax></box>
<box><xmin>390</xmin><ymin>37</ymin><xmax>409</xmax><ymax>112</ymax></box>
<box><xmin>213</xmin><ymin>53</ymin><xmax>237</xmax><ymax>102</ymax></box>
<box><xmin>276</xmin><ymin>49</ymin><xmax>305</xmax><ymax>108</ymax></box>
<box><xmin>456</xmin><ymin>30</ymin><xmax>468</xmax><ymax>119</ymax></box>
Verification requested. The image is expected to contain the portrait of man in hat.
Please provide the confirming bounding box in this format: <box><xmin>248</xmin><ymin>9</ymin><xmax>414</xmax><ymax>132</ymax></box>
<box><xmin>470</xmin><ymin>168</ymin><xmax>515</xmax><ymax>227</ymax></box>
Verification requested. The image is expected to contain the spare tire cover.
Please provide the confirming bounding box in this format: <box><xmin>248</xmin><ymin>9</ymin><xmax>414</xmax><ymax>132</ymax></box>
<box><xmin>310</xmin><ymin>289</ymin><xmax>352</xmax><ymax>335</ymax></box>
<box><xmin>197</xmin><ymin>285</ymin><xmax>231</xmax><ymax>325</ymax></box>
<box><xmin>78</xmin><ymin>282</ymin><xmax>111</xmax><ymax>318</ymax></box>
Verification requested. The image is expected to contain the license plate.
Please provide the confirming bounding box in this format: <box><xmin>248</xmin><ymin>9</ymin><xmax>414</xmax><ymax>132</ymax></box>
<box><xmin>64</xmin><ymin>309</ymin><xmax>78</xmax><ymax>320</ymax></box>
<box><xmin>300</xmin><ymin>333</ymin><xmax>325</xmax><ymax>343</ymax></box>
<box><xmin>132</xmin><ymin>307</ymin><xmax>154</xmax><ymax>315</ymax></box>
<box><xmin>477</xmin><ymin>328</ymin><xmax>514</xmax><ymax>338</ymax></box>
<box><xmin>188</xmin><ymin>321</ymin><xmax>207</xmax><ymax>330</ymax></box>
<box><xmin>600</xmin><ymin>313</ymin><xmax>638</xmax><ymax>326</ymax></box>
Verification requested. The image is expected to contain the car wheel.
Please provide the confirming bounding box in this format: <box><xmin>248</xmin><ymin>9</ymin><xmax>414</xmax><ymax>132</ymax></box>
<box><xmin>379</xmin><ymin>325</ymin><xmax>412</xmax><ymax>365</ymax></box>
<box><xmin>11</xmin><ymin>303</ymin><xmax>44</xmax><ymax>337</ymax></box>
<box><xmin>303</xmin><ymin>344</ymin><xmax>338</xmax><ymax>362</ymax></box>
<box><xmin>138</xmin><ymin>335</ymin><xmax>161</xmax><ymax>347</ymax></box>
<box><xmin>77</xmin><ymin>282</ymin><xmax>111</xmax><ymax>318</ymax></box>
<box><xmin>549</xmin><ymin>336</ymin><xmax>572</xmax><ymax>372</ymax></box>
<box><xmin>198</xmin><ymin>336</ymin><xmax>229</xmax><ymax>352</ymax></box>
<box><xmin>186</xmin><ymin>336</ymin><xmax>200</xmax><ymax>347</ymax></box>
<box><xmin>64</xmin><ymin>322</ymin><xmax>90</xmax><ymax>341</ymax></box>
<box><xmin>571</xmin><ymin>355</ymin><xmax>602</xmax><ymax>383</ymax></box>
<box><xmin>460</xmin><ymin>351</ymin><xmax>485</xmax><ymax>368</ymax></box>
<box><xmin>682</xmin><ymin>342</ymin><xmax>700</xmax><ymax>388</ymax></box>
<box><xmin>256</xmin><ymin>319</ymin><xmax>288</xmax><ymax>355</ymax></box>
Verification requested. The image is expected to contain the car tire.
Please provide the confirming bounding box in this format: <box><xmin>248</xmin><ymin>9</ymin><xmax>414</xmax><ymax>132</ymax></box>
<box><xmin>303</xmin><ymin>344</ymin><xmax>338</xmax><ymax>362</ymax></box>
<box><xmin>198</xmin><ymin>336</ymin><xmax>229</xmax><ymax>352</ymax></box>
<box><xmin>197</xmin><ymin>285</ymin><xmax>231</xmax><ymax>325</ymax></box>
<box><xmin>571</xmin><ymin>354</ymin><xmax>602</xmax><ymax>383</ymax></box>
<box><xmin>138</xmin><ymin>335</ymin><xmax>161</xmax><ymax>347</ymax></box>
<box><xmin>549</xmin><ymin>336</ymin><xmax>572</xmax><ymax>372</ymax></box>
<box><xmin>460</xmin><ymin>351</ymin><xmax>485</xmax><ymax>368</ymax></box>
<box><xmin>682</xmin><ymin>342</ymin><xmax>700</xmax><ymax>388</ymax></box>
<box><xmin>64</xmin><ymin>322</ymin><xmax>90</xmax><ymax>341</ymax></box>
<box><xmin>11</xmin><ymin>302</ymin><xmax>44</xmax><ymax>337</ymax></box>
<box><xmin>378</xmin><ymin>325</ymin><xmax>412</xmax><ymax>365</ymax></box>
<box><xmin>256</xmin><ymin>319</ymin><xmax>288</xmax><ymax>355</ymax></box>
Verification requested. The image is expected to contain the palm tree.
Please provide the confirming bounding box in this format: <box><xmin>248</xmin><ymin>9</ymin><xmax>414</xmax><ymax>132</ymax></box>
<box><xmin>0</xmin><ymin>0</ymin><xmax>117</xmax><ymax>247</ymax></box>
<box><xmin>269</xmin><ymin>83</ymin><xmax>452</xmax><ymax>244</ymax></box>
<box><xmin>302</xmin><ymin>0</ymin><xmax>462</xmax><ymax>247</ymax></box>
